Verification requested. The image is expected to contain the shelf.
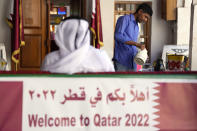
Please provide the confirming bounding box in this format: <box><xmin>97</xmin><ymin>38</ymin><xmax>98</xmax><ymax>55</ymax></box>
<box><xmin>115</xmin><ymin>1</ymin><xmax>147</xmax><ymax>4</ymax></box>
<box><xmin>50</xmin><ymin>23</ymin><xmax>60</xmax><ymax>25</ymax></box>
<box><xmin>114</xmin><ymin>10</ymin><xmax>134</xmax><ymax>15</ymax></box>
<box><xmin>50</xmin><ymin>14</ymin><xmax>66</xmax><ymax>17</ymax></box>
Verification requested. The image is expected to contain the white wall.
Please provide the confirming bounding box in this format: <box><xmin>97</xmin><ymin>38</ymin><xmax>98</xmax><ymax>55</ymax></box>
<box><xmin>101</xmin><ymin>0</ymin><xmax>173</xmax><ymax>63</ymax></box>
<box><xmin>0</xmin><ymin>0</ymin><xmax>11</xmax><ymax>70</ymax></box>
<box><xmin>177</xmin><ymin>0</ymin><xmax>184</xmax><ymax>7</ymax></box>
<box><xmin>151</xmin><ymin>0</ymin><xmax>174</xmax><ymax>62</ymax></box>
<box><xmin>100</xmin><ymin>0</ymin><xmax>114</xmax><ymax>59</ymax></box>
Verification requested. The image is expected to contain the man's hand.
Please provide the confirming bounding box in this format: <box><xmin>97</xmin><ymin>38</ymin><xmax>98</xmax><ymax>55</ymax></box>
<box><xmin>125</xmin><ymin>41</ymin><xmax>145</xmax><ymax>50</ymax></box>
<box><xmin>139</xmin><ymin>44</ymin><xmax>145</xmax><ymax>50</ymax></box>
<box><xmin>135</xmin><ymin>43</ymin><xmax>145</xmax><ymax>50</ymax></box>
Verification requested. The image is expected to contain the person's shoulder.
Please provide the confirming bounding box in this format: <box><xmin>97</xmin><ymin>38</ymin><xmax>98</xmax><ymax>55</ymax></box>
<box><xmin>117</xmin><ymin>14</ymin><xmax>129</xmax><ymax>22</ymax></box>
<box><xmin>128</xmin><ymin>13</ymin><xmax>135</xmax><ymax>20</ymax></box>
<box><xmin>121</xmin><ymin>14</ymin><xmax>134</xmax><ymax>21</ymax></box>
<box><xmin>121</xmin><ymin>14</ymin><xmax>130</xmax><ymax>19</ymax></box>
<box><xmin>117</xmin><ymin>15</ymin><xmax>124</xmax><ymax>21</ymax></box>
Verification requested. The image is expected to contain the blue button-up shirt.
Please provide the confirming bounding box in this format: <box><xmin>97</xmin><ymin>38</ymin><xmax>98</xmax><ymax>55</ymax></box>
<box><xmin>113</xmin><ymin>14</ymin><xmax>139</xmax><ymax>70</ymax></box>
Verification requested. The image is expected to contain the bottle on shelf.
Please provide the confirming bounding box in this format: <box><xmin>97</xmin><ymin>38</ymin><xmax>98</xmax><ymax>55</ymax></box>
<box><xmin>0</xmin><ymin>50</ymin><xmax>7</xmax><ymax>71</ymax></box>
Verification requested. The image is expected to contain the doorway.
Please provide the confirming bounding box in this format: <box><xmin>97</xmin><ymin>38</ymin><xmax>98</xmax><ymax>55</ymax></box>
<box><xmin>14</xmin><ymin>0</ymin><xmax>89</xmax><ymax>71</ymax></box>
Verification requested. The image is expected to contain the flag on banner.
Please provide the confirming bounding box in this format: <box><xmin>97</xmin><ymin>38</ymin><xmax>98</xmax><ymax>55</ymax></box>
<box><xmin>91</xmin><ymin>0</ymin><xmax>104</xmax><ymax>49</ymax></box>
<box><xmin>7</xmin><ymin>0</ymin><xmax>25</xmax><ymax>71</ymax></box>
<box><xmin>0</xmin><ymin>81</ymin><xmax>23</xmax><ymax>131</ymax></box>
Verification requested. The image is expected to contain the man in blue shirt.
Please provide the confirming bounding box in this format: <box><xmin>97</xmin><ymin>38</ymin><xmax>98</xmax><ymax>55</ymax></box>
<box><xmin>113</xmin><ymin>3</ymin><xmax>153</xmax><ymax>71</ymax></box>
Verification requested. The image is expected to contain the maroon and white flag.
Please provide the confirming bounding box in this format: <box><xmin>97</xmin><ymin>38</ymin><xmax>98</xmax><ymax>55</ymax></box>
<box><xmin>10</xmin><ymin>0</ymin><xmax>25</xmax><ymax>70</ymax></box>
<box><xmin>91</xmin><ymin>0</ymin><xmax>103</xmax><ymax>49</ymax></box>
<box><xmin>0</xmin><ymin>81</ymin><xmax>23</xmax><ymax>131</ymax></box>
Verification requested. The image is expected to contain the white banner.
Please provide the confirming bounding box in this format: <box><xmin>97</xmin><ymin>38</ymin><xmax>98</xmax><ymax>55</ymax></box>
<box><xmin>1</xmin><ymin>77</ymin><xmax>197</xmax><ymax>131</ymax></box>
<box><xmin>23</xmin><ymin>78</ymin><xmax>159</xmax><ymax>131</ymax></box>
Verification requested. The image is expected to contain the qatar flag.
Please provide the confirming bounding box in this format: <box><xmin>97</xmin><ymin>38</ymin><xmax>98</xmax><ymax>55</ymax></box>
<box><xmin>91</xmin><ymin>0</ymin><xmax>104</xmax><ymax>49</ymax></box>
<box><xmin>0</xmin><ymin>82</ymin><xmax>23</xmax><ymax>131</ymax></box>
<box><xmin>7</xmin><ymin>0</ymin><xmax>25</xmax><ymax>71</ymax></box>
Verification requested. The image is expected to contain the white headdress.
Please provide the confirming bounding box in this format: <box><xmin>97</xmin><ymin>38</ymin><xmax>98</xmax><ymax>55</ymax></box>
<box><xmin>41</xmin><ymin>18</ymin><xmax>114</xmax><ymax>74</ymax></box>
